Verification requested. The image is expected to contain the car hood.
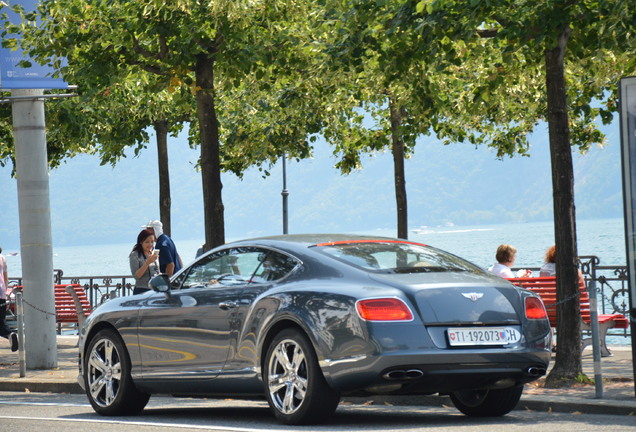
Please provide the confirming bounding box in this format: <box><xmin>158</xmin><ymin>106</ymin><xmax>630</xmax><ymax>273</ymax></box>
<box><xmin>368</xmin><ymin>271</ymin><xmax>522</xmax><ymax>324</ymax></box>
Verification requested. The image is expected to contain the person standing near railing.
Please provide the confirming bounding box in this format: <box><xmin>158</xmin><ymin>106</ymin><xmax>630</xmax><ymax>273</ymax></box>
<box><xmin>144</xmin><ymin>220</ymin><xmax>183</xmax><ymax>277</ymax></box>
<box><xmin>0</xmin><ymin>247</ymin><xmax>18</xmax><ymax>351</ymax></box>
<box><xmin>129</xmin><ymin>229</ymin><xmax>160</xmax><ymax>295</ymax></box>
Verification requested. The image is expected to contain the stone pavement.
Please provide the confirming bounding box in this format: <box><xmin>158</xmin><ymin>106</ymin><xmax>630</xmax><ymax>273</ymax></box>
<box><xmin>520</xmin><ymin>345</ymin><xmax>636</xmax><ymax>416</ymax></box>
<box><xmin>0</xmin><ymin>335</ymin><xmax>634</xmax><ymax>415</ymax></box>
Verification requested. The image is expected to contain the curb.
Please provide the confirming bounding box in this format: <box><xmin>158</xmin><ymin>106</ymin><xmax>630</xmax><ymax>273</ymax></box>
<box><xmin>344</xmin><ymin>394</ymin><xmax>636</xmax><ymax>416</ymax></box>
<box><xmin>0</xmin><ymin>380</ymin><xmax>83</xmax><ymax>394</ymax></box>
<box><xmin>518</xmin><ymin>396</ymin><xmax>636</xmax><ymax>416</ymax></box>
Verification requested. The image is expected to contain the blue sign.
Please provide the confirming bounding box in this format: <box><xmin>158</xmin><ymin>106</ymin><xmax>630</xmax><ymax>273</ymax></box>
<box><xmin>0</xmin><ymin>0</ymin><xmax>68</xmax><ymax>89</ymax></box>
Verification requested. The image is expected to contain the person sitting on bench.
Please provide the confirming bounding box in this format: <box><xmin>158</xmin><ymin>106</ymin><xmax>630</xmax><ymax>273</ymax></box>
<box><xmin>540</xmin><ymin>245</ymin><xmax>585</xmax><ymax>284</ymax></box>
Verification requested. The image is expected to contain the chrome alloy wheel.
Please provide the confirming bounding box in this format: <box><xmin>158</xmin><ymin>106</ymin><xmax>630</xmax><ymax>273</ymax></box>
<box><xmin>267</xmin><ymin>338</ymin><xmax>309</xmax><ymax>415</ymax></box>
<box><xmin>87</xmin><ymin>338</ymin><xmax>122</xmax><ymax>408</ymax></box>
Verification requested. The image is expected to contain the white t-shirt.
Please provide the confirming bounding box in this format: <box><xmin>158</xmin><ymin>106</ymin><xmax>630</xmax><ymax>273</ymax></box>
<box><xmin>488</xmin><ymin>262</ymin><xmax>513</xmax><ymax>278</ymax></box>
<box><xmin>540</xmin><ymin>262</ymin><xmax>556</xmax><ymax>276</ymax></box>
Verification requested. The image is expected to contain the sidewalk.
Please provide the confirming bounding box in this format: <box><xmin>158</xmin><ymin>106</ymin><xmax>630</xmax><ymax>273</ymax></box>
<box><xmin>0</xmin><ymin>336</ymin><xmax>634</xmax><ymax>415</ymax></box>
<box><xmin>0</xmin><ymin>335</ymin><xmax>81</xmax><ymax>394</ymax></box>
<box><xmin>521</xmin><ymin>345</ymin><xmax>636</xmax><ymax>416</ymax></box>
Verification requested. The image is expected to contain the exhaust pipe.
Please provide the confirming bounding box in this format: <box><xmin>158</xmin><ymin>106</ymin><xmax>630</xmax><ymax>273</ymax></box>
<box><xmin>405</xmin><ymin>369</ymin><xmax>424</xmax><ymax>379</ymax></box>
<box><xmin>383</xmin><ymin>369</ymin><xmax>424</xmax><ymax>380</ymax></box>
<box><xmin>527</xmin><ymin>366</ymin><xmax>547</xmax><ymax>377</ymax></box>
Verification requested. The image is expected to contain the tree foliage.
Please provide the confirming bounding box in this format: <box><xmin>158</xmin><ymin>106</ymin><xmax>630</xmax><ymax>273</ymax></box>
<box><xmin>4</xmin><ymin>0</ymin><xmax>334</xmax><ymax>250</ymax></box>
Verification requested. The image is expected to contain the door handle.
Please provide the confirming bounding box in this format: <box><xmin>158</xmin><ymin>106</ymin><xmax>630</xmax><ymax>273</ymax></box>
<box><xmin>219</xmin><ymin>301</ymin><xmax>238</xmax><ymax>310</ymax></box>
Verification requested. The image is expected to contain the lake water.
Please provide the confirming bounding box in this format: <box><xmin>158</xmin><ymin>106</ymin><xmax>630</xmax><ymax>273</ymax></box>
<box><xmin>5</xmin><ymin>217</ymin><xmax>627</xmax><ymax>277</ymax></box>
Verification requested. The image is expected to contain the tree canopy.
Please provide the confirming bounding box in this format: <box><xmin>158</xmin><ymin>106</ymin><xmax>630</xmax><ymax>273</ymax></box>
<box><xmin>3</xmin><ymin>0</ymin><xmax>335</xmax><ymax>250</ymax></box>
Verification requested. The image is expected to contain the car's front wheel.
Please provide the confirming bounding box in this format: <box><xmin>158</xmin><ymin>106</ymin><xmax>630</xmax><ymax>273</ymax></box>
<box><xmin>84</xmin><ymin>328</ymin><xmax>150</xmax><ymax>416</ymax></box>
<box><xmin>450</xmin><ymin>385</ymin><xmax>524</xmax><ymax>416</ymax></box>
<box><xmin>264</xmin><ymin>328</ymin><xmax>340</xmax><ymax>425</ymax></box>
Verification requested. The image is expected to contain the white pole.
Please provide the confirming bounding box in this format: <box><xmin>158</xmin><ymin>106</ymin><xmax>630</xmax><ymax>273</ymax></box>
<box><xmin>587</xmin><ymin>276</ymin><xmax>603</xmax><ymax>398</ymax></box>
<box><xmin>16</xmin><ymin>290</ymin><xmax>26</xmax><ymax>377</ymax></box>
<box><xmin>11</xmin><ymin>88</ymin><xmax>57</xmax><ymax>369</ymax></box>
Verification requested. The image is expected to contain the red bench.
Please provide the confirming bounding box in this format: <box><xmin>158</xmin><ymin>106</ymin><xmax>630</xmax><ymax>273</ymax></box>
<box><xmin>507</xmin><ymin>276</ymin><xmax>629</xmax><ymax>357</ymax></box>
<box><xmin>8</xmin><ymin>284</ymin><xmax>92</xmax><ymax>331</ymax></box>
<box><xmin>55</xmin><ymin>284</ymin><xmax>92</xmax><ymax>327</ymax></box>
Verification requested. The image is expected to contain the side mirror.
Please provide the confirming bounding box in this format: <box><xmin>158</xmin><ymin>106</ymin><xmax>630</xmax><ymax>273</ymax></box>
<box><xmin>149</xmin><ymin>274</ymin><xmax>171</xmax><ymax>294</ymax></box>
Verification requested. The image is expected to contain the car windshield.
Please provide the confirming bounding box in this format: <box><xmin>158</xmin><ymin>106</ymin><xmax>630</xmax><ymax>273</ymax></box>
<box><xmin>313</xmin><ymin>240</ymin><xmax>484</xmax><ymax>274</ymax></box>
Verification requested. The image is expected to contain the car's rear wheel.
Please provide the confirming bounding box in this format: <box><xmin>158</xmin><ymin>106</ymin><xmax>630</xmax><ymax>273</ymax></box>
<box><xmin>84</xmin><ymin>328</ymin><xmax>150</xmax><ymax>416</ymax></box>
<box><xmin>450</xmin><ymin>385</ymin><xmax>523</xmax><ymax>416</ymax></box>
<box><xmin>264</xmin><ymin>328</ymin><xmax>340</xmax><ymax>425</ymax></box>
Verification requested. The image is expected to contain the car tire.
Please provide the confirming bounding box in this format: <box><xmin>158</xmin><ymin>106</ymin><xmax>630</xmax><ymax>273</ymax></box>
<box><xmin>450</xmin><ymin>385</ymin><xmax>523</xmax><ymax>417</ymax></box>
<box><xmin>84</xmin><ymin>328</ymin><xmax>150</xmax><ymax>416</ymax></box>
<box><xmin>264</xmin><ymin>327</ymin><xmax>340</xmax><ymax>425</ymax></box>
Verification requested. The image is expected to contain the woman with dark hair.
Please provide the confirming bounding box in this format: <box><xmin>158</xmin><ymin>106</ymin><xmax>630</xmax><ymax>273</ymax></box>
<box><xmin>129</xmin><ymin>229</ymin><xmax>159</xmax><ymax>295</ymax></box>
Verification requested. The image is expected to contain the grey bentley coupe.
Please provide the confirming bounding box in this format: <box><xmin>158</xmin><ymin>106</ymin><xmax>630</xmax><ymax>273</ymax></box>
<box><xmin>78</xmin><ymin>234</ymin><xmax>551</xmax><ymax>425</ymax></box>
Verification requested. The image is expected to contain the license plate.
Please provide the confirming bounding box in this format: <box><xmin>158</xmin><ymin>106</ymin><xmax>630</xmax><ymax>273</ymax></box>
<box><xmin>447</xmin><ymin>327</ymin><xmax>521</xmax><ymax>346</ymax></box>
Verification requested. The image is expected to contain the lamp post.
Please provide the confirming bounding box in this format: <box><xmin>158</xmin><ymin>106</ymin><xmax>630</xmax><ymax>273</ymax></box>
<box><xmin>11</xmin><ymin>89</ymin><xmax>56</xmax><ymax>369</ymax></box>
<box><xmin>281</xmin><ymin>153</ymin><xmax>289</xmax><ymax>234</ymax></box>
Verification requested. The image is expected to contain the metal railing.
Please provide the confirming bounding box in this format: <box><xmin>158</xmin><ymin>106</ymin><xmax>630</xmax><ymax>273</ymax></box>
<box><xmin>580</xmin><ymin>256</ymin><xmax>631</xmax><ymax>338</ymax></box>
<box><xmin>6</xmin><ymin>256</ymin><xmax>633</xmax><ymax>339</ymax></box>
<box><xmin>514</xmin><ymin>255</ymin><xmax>632</xmax><ymax>339</ymax></box>
<box><xmin>55</xmin><ymin>270</ymin><xmax>135</xmax><ymax>307</ymax></box>
<box><xmin>7</xmin><ymin>269</ymin><xmax>135</xmax><ymax>313</ymax></box>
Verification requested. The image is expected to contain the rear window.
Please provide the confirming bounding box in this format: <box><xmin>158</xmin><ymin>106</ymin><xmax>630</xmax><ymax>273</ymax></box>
<box><xmin>313</xmin><ymin>240</ymin><xmax>483</xmax><ymax>274</ymax></box>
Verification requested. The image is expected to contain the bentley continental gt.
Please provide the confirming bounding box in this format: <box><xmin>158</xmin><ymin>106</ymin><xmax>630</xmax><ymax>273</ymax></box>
<box><xmin>78</xmin><ymin>234</ymin><xmax>551</xmax><ymax>425</ymax></box>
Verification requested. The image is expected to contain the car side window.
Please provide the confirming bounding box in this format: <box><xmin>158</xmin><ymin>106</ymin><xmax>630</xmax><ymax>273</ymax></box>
<box><xmin>171</xmin><ymin>271</ymin><xmax>187</xmax><ymax>290</ymax></box>
<box><xmin>180</xmin><ymin>248</ymin><xmax>264</xmax><ymax>289</ymax></box>
<box><xmin>250</xmin><ymin>251</ymin><xmax>299</xmax><ymax>283</ymax></box>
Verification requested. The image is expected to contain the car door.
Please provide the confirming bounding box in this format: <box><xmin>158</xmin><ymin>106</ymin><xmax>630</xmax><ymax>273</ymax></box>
<box><xmin>230</xmin><ymin>249</ymin><xmax>302</xmax><ymax>371</ymax></box>
<box><xmin>136</xmin><ymin>247</ymin><xmax>262</xmax><ymax>386</ymax></box>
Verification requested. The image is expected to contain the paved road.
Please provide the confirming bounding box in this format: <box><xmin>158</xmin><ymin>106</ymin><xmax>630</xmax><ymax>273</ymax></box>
<box><xmin>0</xmin><ymin>392</ymin><xmax>635</xmax><ymax>432</ymax></box>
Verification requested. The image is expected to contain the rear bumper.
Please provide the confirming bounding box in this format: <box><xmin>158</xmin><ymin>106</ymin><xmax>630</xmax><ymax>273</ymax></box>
<box><xmin>321</xmin><ymin>349</ymin><xmax>551</xmax><ymax>395</ymax></box>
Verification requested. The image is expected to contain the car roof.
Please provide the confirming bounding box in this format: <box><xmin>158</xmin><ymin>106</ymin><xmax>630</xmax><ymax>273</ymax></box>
<box><xmin>228</xmin><ymin>233</ymin><xmax>422</xmax><ymax>248</ymax></box>
<box><xmin>215</xmin><ymin>234</ymin><xmax>432</xmax><ymax>266</ymax></box>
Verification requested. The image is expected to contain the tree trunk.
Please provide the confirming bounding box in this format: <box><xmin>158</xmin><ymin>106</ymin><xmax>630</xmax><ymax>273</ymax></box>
<box><xmin>389</xmin><ymin>99</ymin><xmax>408</xmax><ymax>240</ymax></box>
<box><xmin>195</xmin><ymin>53</ymin><xmax>225</xmax><ymax>251</ymax></box>
<box><xmin>154</xmin><ymin>119</ymin><xmax>171</xmax><ymax>236</ymax></box>
<box><xmin>544</xmin><ymin>24</ymin><xmax>583</xmax><ymax>386</ymax></box>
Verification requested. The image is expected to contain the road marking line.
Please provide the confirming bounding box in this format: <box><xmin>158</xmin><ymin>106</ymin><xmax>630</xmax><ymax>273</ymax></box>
<box><xmin>0</xmin><ymin>415</ymin><xmax>290</xmax><ymax>432</ymax></box>
<box><xmin>0</xmin><ymin>400</ymin><xmax>89</xmax><ymax>407</ymax></box>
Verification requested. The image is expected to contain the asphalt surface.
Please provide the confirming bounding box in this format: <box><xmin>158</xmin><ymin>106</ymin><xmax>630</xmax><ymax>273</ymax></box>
<box><xmin>0</xmin><ymin>335</ymin><xmax>634</xmax><ymax>416</ymax></box>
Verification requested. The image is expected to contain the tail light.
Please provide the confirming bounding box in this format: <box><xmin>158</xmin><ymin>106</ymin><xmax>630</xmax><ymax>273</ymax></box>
<box><xmin>356</xmin><ymin>298</ymin><xmax>413</xmax><ymax>321</ymax></box>
<box><xmin>525</xmin><ymin>296</ymin><xmax>548</xmax><ymax>320</ymax></box>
